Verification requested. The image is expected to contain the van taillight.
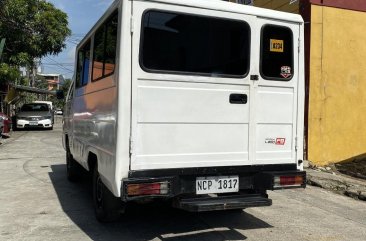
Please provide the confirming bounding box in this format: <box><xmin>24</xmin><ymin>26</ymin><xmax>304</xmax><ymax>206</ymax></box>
<box><xmin>127</xmin><ymin>182</ymin><xmax>169</xmax><ymax>196</ymax></box>
<box><xmin>274</xmin><ymin>175</ymin><xmax>304</xmax><ymax>188</ymax></box>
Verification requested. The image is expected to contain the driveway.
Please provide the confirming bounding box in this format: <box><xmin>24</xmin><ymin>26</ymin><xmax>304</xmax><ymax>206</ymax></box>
<box><xmin>0</xmin><ymin>118</ymin><xmax>365</xmax><ymax>241</ymax></box>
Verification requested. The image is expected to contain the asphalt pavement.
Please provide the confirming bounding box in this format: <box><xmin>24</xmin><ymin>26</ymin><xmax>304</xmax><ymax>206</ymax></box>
<box><xmin>0</xmin><ymin>118</ymin><xmax>366</xmax><ymax>241</ymax></box>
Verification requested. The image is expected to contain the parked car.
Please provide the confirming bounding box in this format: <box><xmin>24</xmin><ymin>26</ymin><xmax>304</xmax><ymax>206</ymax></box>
<box><xmin>15</xmin><ymin>103</ymin><xmax>53</xmax><ymax>130</ymax></box>
<box><xmin>55</xmin><ymin>109</ymin><xmax>63</xmax><ymax>115</ymax></box>
<box><xmin>32</xmin><ymin>101</ymin><xmax>54</xmax><ymax>123</ymax></box>
<box><xmin>0</xmin><ymin>112</ymin><xmax>11</xmax><ymax>137</ymax></box>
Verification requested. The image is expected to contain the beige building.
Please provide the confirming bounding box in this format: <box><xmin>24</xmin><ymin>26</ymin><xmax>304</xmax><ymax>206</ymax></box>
<box><xmin>37</xmin><ymin>73</ymin><xmax>65</xmax><ymax>90</ymax></box>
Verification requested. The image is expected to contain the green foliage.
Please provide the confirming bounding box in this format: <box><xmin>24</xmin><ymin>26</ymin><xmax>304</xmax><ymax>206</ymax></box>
<box><xmin>49</xmin><ymin>78</ymin><xmax>72</xmax><ymax>109</ymax></box>
<box><xmin>0</xmin><ymin>63</ymin><xmax>20</xmax><ymax>85</ymax></box>
<box><xmin>34</xmin><ymin>75</ymin><xmax>48</xmax><ymax>90</ymax></box>
<box><xmin>0</xmin><ymin>0</ymin><xmax>71</xmax><ymax>66</ymax></box>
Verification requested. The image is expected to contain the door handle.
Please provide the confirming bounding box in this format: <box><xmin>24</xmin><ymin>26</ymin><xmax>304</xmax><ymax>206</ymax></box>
<box><xmin>229</xmin><ymin>93</ymin><xmax>247</xmax><ymax>104</ymax></box>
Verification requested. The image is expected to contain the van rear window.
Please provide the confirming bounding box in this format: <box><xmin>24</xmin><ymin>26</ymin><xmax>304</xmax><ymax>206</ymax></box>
<box><xmin>260</xmin><ymin>25</ymin><xmax>294</xmax><ymax>81</ymax></box>
<box><xmin>140</xmin><ymin>11</ymin><xmax>250</xmax><ymax>77</ymax></box>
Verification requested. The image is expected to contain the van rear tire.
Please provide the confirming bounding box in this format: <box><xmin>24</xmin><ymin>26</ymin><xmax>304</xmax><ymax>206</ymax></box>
<box><xmin>66</xmin><ymin>147</ymin><xmax>80</xmax><ymax>182</ymax></box>
<box><xmin>93</xmin><ymin>164</ymin><xmax>124</xmax><ymax>222</ymax></box>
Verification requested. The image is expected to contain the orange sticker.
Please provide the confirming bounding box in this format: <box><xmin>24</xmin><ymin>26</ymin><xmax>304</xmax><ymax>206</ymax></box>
<box><xmin>270</xmin><ymin>39</ymin><xmax>284</xmax><ymax>52</ymax></box>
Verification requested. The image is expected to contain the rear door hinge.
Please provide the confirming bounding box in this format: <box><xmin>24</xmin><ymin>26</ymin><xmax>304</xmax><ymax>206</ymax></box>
<box><xmin>129</xmin><ymin>138</ymin><xmax>134</xmax><ymax>155</ymax></box>
<box><xmin>298</xmin><ymin>38</ymin><xmax>300</xmax><ymax>53</ymax></box>
<box><xmin>295</xmin><ymin>137</ymin><xmax>298</xmax><ymax>151</ymax></box>
<box><xmin>130</xmin><ymin>16</ymin><xmax>134</xmax><ymax>34</ymax></box>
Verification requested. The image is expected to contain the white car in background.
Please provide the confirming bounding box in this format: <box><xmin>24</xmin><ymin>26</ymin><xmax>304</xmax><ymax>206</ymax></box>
<box><xmin>55</xmin><ymin>109</ymin><xmax>63</xmax><ymax>115</ymax></box>
<box><xmin>15</xmin><ymin>103</ymin><xmax>53</xmax><ymax>130</ymax></box>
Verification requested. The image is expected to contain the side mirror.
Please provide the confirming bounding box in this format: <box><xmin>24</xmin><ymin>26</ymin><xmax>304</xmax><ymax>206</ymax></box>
<box><xmin>56</xmin><ymin>90</ymin><xmax>64</xmax><ymax>99</ymax></box>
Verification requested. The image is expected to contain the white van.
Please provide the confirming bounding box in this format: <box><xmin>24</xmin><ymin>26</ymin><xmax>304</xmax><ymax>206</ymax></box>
<box><xmin>62</xmin><ymin>0</ymin><xmax>306</xmax><ymax>222</ymax></box>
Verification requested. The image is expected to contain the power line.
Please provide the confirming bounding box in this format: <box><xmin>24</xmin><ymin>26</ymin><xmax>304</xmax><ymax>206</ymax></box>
<box><xmin>42</xmin><ymin>63</ymin><xmax>74</xmax><ymax>66</ymax></box>
<box><xmin>44</xmin><ymin>57</ymin><xmax>74</xmax><ymax>72</ymax></box>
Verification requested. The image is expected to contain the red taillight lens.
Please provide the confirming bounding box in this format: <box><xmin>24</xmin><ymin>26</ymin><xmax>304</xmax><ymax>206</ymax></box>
<box><xmin>274</xmin><ymin>175</ymin><xmax>304</xmax><ymax>188</ymax></box>
<box><xmin>127</xmin><ymin>182</ymin><xmax>169</xmax><ymax>196</ymax></box>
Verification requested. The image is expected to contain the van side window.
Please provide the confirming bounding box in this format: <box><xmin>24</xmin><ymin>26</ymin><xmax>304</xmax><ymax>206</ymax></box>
<box><xmin>260</xmin><ymin>25</ymin><xmax>293</xmax><ymax>80</ymax></box>
<box><xmin>76</xmin><ymin>40</ymin><xmax>91</xmax><ymax>88</ymax></box>
<box><xmin>140</xmin><ymin>11</ymin><xmax>250</xmax><ymax>77</ymax></box>
<box><xmin>92</xmin><ymin>10</ymin><xmax>118</xmax><ymax>81</ymax></box>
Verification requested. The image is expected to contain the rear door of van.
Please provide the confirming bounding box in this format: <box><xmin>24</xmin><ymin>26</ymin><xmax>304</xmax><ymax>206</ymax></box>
<box><xmin>130</xmin><ymin>2</ymin><xmax>301</xmax><ymax>171</ymax></box>
<box><xmin>130</xmin><ymin>2</ymin><xmax>257</xmax><ymax>170</ymax></box>
<box><xmin>254</xmin><ymin>19</ymin><xmax>301</xmax><ymax>165</ymax></box>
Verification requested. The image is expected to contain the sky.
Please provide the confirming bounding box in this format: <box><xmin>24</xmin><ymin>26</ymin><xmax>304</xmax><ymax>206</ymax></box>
<box><xmin>42</xmin><ymin>0</ymin><xmax>114</xmax><ymax>79</ymax></box>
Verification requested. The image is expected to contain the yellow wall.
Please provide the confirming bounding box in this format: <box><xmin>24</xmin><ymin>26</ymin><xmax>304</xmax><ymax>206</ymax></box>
<box><xmin>308</xmin><ymin>5</ymin><xmax>366</xmax><ymax>165</ymax></box>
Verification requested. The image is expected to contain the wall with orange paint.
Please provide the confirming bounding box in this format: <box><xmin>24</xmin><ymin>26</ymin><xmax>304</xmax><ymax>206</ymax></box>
<box><xmin>308</xmin><ymin>5</ymin><xmax>366</xmax><ymax>165</ymax></box>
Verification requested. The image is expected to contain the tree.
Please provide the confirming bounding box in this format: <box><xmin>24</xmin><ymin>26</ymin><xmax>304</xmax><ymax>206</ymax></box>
<box><xmin>34</xmin><ymin>75</ymin><xmax>48</xmax><ymax>90</ymax></box>
<box><xmin>0</xmin><ymin>0</ymin><xmax>71</xmax><ymax>84</ymax></box>
<box><xmin>0</xmin><ymin>63</ymin><xmax>20</xmax><ymax>84</ymax></box>
<box><xmin>49</xmin><ymin>78</ymin><xmax>71</xmax><ymax>109</ymax></box>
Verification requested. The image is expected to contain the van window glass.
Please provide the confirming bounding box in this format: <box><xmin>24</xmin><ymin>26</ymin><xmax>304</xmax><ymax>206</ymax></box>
<box><xmin>104</xmin><ymin>13</ymin><xmax>118</xmax><ymax>75</ymax></box>
<box><xmin>92</xmin><ymin>10</ymin><xmax>118</xmax><ymax>81</ymax></box>
<box><xmin>141</xmin><ymin>11</ymin><xmax>250</xmax><ymax>77</ymax></box>
<box><xmin>76</xmin><ymin>51</ymin><xmax>83</xmax><ymax>88</ymax></box>
<box><xmin>76</xmin><ymin>40</ymin><xmax>91</xmax><ymax>88</ymax></box>
<box><xmin>260</xmin><ymin>25</ymin><xmax>293</xmax><ymax>80</ymax></box>
<box><xmin>92</xmin><ymin>27</ymin><xmax>105</xmax><ymax>80</ymax></box>
<box><xmin>82</xmin><ymin>41</ymin><xmax>91</xmax><ymax>85</ymax></box>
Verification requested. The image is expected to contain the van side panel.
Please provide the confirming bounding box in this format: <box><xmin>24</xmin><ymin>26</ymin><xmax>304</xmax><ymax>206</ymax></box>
<box><xmin>72</xmin><ymin>76</ymin><xmax>118</xmax><ymax>185</ymax></box>
<box><xmin>71</xmin><ymin>1</ymin><xmax>122</xmax><ymax>195</ymax></box>
<box><xmin>114</xmin><ymin>0</ymin><xmax>133</xmax><ymax>196</ymax></box>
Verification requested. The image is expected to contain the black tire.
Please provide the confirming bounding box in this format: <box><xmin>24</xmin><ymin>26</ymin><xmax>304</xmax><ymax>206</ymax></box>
<box><xmin>66</xmin><ymin>147</ymin><xmax>80</xmax><ymax>182</ymax></box>
<box><xmin>93</xmin><ymin>164</ymin><xmax>124</xmax><ymax>222</ymax></box>
<box><xmin>49</xmin><ymin>126</ymin><xmax>53</xmax><ymax>131</ymax></box>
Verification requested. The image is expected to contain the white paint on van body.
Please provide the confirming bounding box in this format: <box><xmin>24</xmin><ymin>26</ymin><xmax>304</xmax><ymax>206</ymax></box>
<box><xmin>63</xmin><ymin>0</ymin><xmax>305</xmax><ymax>197</ymax></box>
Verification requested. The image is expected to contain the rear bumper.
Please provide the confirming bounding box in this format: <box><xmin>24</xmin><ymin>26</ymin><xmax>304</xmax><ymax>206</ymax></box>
<box><xmin>173</xmin><ymin>194</ymin><xmax>272</xmax><ymax>212</ymax></box>
<box><xmin>121</xmin><ymin>164</ymin><xmax>306</xmax><ymax>203</ymax></box>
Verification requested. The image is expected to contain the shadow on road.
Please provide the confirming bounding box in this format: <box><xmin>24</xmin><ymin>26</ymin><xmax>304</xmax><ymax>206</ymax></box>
<box><xmin>49</xmin><ymin>164</ymin><xmax>272</xmax><ymax>241</ymax></box>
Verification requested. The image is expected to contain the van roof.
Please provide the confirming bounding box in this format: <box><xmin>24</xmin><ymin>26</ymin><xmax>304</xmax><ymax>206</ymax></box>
<box><xmin>78</xmin><ymin>0</ymin><xmax>303</xmax><ymax>49</ymax></box>
<box><xmin>140</xmin><ymin>0</ymin><xmax>304</xmax><ymax>23</ymax></box>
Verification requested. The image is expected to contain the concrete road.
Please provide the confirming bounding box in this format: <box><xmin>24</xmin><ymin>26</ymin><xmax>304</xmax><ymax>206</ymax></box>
<box><xmin>1</xmin><ymin>118</ymin><xmax>366</xmax><ymax>241</ymax></box>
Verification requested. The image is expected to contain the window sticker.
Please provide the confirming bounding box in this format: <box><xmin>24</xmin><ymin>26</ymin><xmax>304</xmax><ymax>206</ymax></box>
<box><xmin>280</xmin><ymin>66</ymin><xmax>291</xmax><ymax>78</ymax></box>
<box><xmin>270</xmin><ymin>39</ymin><xmax>284</xmax><ymax>52</ymax></box>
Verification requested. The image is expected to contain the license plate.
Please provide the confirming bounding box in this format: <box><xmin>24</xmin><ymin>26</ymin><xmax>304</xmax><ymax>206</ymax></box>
<box><xmin>196</xmin><ymin>176</ymin><xmax>239</xmax><ymax>194</ymax></box>
<box><xmin>29</xmin><ymin>121</ymin><xmax>38</xmax><ymax>126</ymax></box>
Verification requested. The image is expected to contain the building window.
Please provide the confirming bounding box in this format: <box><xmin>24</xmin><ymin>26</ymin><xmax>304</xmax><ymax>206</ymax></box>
<box><xmin>140</xmin><ymin>10</ymin><xmax>251</xmax><ymax>77</ymax></box>
<box><xmin>260</xmin><ymin>24</ymin><xmax>294</xmax><ymax>81</ymax></box>
<box><xmin>92</xmin><ymin>10</ymin><xmax>118</xmax><ymax>81</ymax></box>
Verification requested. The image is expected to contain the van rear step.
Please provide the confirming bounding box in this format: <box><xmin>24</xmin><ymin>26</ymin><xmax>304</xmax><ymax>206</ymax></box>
<box><xmin>174</xmin><ymin>194</ymin><xmax>272</xmax><ymax>212</ymax></box>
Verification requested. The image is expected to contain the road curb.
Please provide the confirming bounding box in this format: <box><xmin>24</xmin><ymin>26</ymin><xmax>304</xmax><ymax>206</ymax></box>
<box><xmin>306</xmin><ymin>168</ymin><xmax>366</xmax><ymax>201</ymax></box>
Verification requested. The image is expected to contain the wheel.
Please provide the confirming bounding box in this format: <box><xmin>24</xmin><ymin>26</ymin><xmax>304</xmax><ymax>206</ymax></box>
<box><xmin>66</xmin><ymin>147</ymin><xmax>80</xmax><ymax>182</ymax></box>
<box><xmin>49</xmin><ymin>126</ymin><xmax>53</xmax><ymax>130</ymax></box>
<box><xmin>93</xmin><ymin>164</ymin><xmax>124</xmax><ymax>222</ymax></box>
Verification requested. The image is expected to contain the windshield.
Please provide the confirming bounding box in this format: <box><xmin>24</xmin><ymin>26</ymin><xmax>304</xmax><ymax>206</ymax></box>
<box><xmin>21</xmin><ymin>104</ymin><xmax>49</xmax><ymax>112</ymax></box>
